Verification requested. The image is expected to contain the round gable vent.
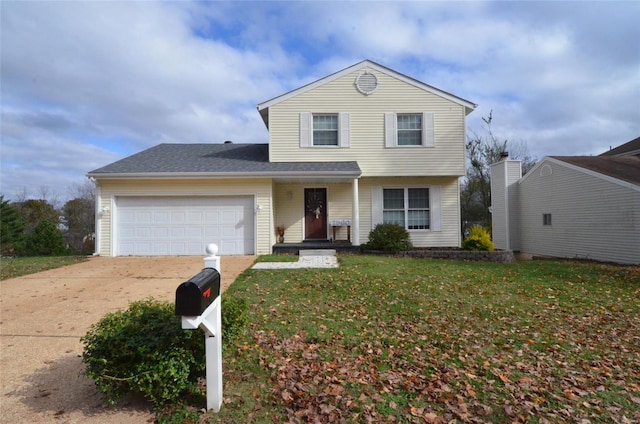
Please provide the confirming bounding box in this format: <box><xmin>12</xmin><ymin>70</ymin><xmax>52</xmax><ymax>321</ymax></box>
<box><xmin>355</xmin><ymin>71</ymin><xmax>378</xmax><ymax>95</ymax></box>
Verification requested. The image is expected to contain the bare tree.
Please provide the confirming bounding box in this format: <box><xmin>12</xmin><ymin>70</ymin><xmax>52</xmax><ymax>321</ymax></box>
<box><xmin>461</xmin><ymin>111</ymin><xmax>536</xmax><ymax>237</ymax></box>
<box><xmin>64</xmin><ymin>179</ymin><xmax>96</xmax><ymax>254</ymax></box>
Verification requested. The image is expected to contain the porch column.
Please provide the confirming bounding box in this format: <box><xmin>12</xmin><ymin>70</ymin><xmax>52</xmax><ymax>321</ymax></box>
<box><xmin>352</xmin><ymin>178</ymin><xmax>360</xmax><ymax>246</ymax></box>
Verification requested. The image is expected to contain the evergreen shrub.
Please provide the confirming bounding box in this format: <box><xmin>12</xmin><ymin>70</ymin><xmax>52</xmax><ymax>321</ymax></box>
<box><xmin>364</xmin><ymin>223</ymin><xmax>413</xmax><ymax>253</ymax></box>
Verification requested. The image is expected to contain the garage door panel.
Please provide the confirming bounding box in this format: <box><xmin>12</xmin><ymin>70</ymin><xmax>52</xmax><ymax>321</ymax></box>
<box><xmin>136</xmin><ymin>212</ymin><xmax>153</xmax><ymax>223</ymax></box>
<box><xmin>136</xmin><ymin>227</ymin><xmax>152</xmax><ymax>238</ymax></box>
<box><xmin>154</xmin><ymin>243</ymin><xmax>170</xmax><ymax>255</ymax></box>
<box><xmin>171</xmin><ymin>211</ymin><xmax>186</xmax><ymax>224</ymax></box>
<box><xmin>186</xmin><ymin>227</ymin><xmax>203</xmax><ymax>238</ymax></box>
<box><xmin>117</xmin><ymin>196</ymin><xmax>254</xmax><ymax>256</ymax></box>
<box><xmin>155</xmin><ymin>212</ymin><xmax>170</xmax><ymax>224</ymax></box>
<box><xmin>154</xmin><ymin>227</ymin><xmax>169</xmax><ymax>238</ymax></box>
<box><xmin>187</xmin><ymin>211</ymin><xmax>204</xmax><ymax>224</ymax></box>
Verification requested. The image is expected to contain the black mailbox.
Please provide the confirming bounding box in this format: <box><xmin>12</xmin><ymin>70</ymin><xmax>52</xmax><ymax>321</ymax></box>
<box><xmin>175</xmin><ymin>268</ymin><xmax>221</xmax><ymax>316</ymax></box>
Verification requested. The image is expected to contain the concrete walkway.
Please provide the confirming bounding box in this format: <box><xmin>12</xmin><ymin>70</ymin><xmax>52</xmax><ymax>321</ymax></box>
<box><xmin>252</xmin><ymin>249</ymin><xmax>339</xmax><ymax>269</ymax></box>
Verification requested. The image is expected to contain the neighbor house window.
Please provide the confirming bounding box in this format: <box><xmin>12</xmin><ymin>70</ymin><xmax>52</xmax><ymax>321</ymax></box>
<box><xmin>543</xmin><ymin>213</ymin><xmax>552</xmax><ymax>226</ymax></box>
<box><xmin>313</xmin><ymin>114</ymin><xmax>338</xmax><ymax>146</ymax></box>
<box><xmin>383</xmin><ymin>188</ymin><xmax>430</xmax><ymax>230</ymax></box>
<box><xmin>397</xmin><ymin>114</ymin><xmax>422</xmax><ymax>145</ymax></box>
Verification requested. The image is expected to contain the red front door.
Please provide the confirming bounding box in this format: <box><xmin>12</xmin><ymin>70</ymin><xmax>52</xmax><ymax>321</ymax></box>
<box><xmin>304</xmin><ymin>188</ymin><xmax>327</xmax><ymax>240</ymax></box>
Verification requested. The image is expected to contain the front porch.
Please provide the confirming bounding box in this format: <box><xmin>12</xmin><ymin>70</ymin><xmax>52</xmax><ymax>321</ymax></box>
<box><xmin>273</xmin><ymin>241</ymin><xmax>360</xmax><ymax>255</ymax></box>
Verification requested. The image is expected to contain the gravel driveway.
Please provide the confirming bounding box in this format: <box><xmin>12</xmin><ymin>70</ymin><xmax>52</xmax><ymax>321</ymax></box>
<box><xmin>0</xmin><ymin>255</ymin><xmax>255</xmax><ymax>424</ymax></box>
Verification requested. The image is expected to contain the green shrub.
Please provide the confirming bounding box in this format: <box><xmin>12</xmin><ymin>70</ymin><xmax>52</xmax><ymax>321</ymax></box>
<box><xmin>364</xmin><ymin>223</ymin><xmax>413</xmax><ymax>253</ymax></box>
<box><xmin>222</xmin><ymin>295</ymin><xmax>249</xmax><ymax>344</ymax></box>
<box><xmin>23</xmin><ymin>220</ymin><xmax>67</xmax><ymax>256</ymax></box>
<box><xmin>81</xmin><ymin>299</ymin><xmax>205</xmax><ymax>409</ymax></box>
<box><xmin>462</xmin><ymin>226</ymin><xmax>495</xmax><ymax>251</ymax></box>
<box><xmin>82</xmin><ymin>295</ymin><xmax>250</xmax><ymax>410</ymax></box>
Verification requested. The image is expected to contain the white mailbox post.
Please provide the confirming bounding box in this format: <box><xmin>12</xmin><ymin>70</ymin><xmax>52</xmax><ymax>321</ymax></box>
<box><xmin>175</xmin><ymin>243</ymin><xmax>223</xmax><ymax>412</ymax></box>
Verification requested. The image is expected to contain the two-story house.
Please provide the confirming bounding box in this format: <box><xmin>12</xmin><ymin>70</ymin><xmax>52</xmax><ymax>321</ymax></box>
<box><xmin>88</xmin><ymin>60</ymin><xmax>476</xmax><ymax>256</ymax></box>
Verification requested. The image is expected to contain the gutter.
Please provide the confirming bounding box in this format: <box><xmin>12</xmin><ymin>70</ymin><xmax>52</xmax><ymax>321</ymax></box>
<box><xmin>86</xmin><ymin>170</ymin><xmax>363</xmax><ymax>180</ymax></box>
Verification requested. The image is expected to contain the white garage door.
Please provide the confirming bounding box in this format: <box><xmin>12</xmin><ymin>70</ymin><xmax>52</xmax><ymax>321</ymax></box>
<box><xmin>116</xmin><ymin>196</ymin><xmax>254</xmax><ymax>256</ymax></box>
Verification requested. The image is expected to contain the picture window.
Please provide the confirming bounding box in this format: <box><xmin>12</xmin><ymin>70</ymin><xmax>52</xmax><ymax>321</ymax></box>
<box><xmin>383</xmin><ymin>187</ymin><xmax>430</xmax><ymax>230</ymax></box>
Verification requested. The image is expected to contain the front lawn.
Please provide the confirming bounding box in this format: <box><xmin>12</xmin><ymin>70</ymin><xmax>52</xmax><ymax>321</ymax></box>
<box><xmin>0</xmin><ymin>256</ymin><xmax>88</xmax><ymax>280</ymax></box>
<box><xmin>213</xmin><ymin>256</ymin><xmax>639</xmax><ymax>423</ymax></box>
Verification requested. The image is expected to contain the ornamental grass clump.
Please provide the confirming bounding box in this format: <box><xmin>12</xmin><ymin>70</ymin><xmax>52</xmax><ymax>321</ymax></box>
<box><xmin>462</xmin><ymin>225</ymin><xmax>495</xmax><ymax>251</ymax></box>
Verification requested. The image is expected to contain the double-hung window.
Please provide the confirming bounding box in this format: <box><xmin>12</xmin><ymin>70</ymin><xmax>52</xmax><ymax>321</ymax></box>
<box><xmin>313</xmin><ymin>114</ymin><xmax>338</xmax><ymax>146</ymax></box>
<box><xmin>397</xmin><ymin>114</ymin><xmax>422</xmax><ymax>146</ymax></box>
<box><xmin>383</xmin><ymin>188</ymin><xmax>430</xmax><ymax>230</ymax></box>
<box><xmin>385</xmin><ymin>112</ymin><xmax>434</xmax><ymax>147</ymax></box>
<box><xmin>300</xmin><ymin>112</ymin><xmax>350</xmax><ymax>148</ymax></box>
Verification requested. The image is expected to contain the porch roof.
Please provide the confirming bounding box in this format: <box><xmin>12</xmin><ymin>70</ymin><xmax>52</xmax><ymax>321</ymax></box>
<box><xmin>87</xmin><ymin>143</ymin><xmax>361</xmax><ymax>179</ymax></box>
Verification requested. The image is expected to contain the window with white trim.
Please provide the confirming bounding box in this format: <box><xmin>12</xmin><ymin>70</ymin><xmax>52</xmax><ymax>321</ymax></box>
<box><xmin>300</xmin><ymin>112</ymin><xmax>350</xmax><ymax>148</ymax></box>
<box><xmin>313</xmin><ymin>114</ymin><xmax>338</xmax><ymax>146</ymax></box>
<box><xmin>383</xmin><ymin>188</ymin><xmax>430</xmax><ymax>230</ymax></box>
<box><xmin>385</xmin><ymin>112</ymin><xmax>434</xmax><ymax>147</ymax></box>
<box><xmin>397</xmin><ymin>114</ymin><xmax>422</xmax><ymax>146</ymax></box>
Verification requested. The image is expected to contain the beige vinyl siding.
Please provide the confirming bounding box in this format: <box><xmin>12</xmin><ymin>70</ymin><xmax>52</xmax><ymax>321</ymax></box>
<box><xmin>358</xmin><ymin>176</ymin><xmax>461</xmax><ymax>247</ymax></box>
<box><xmin>274</xmin><ymin>182</ymin><xmax>353</xmax><ymax>243</ymax></box>
<box><xmin>96</xmin><ymin>178</ymin><xmax>273</xmax><ymax>256</ymax></box>
<box><xmin>518</xmin><ymin>160</ymin><xmax>640</xmax><ymax>265</ymax></box>
<box><xmin>268</xmin><ymin>67</ymin><xmax>466</xmax><ymax>177</ymax></box>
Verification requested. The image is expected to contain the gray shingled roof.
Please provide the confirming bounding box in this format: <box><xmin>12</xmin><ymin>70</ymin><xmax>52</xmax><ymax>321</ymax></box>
<box><xmin>88</xmin><ymin>143</ymin><xmax>361</xmax><ymax>177</ymax></box>
<box><xmin>599</xmin><ymin>136</ymin><xmax>640</xmax><ymax>157</ymax></box>
<box><xmin>550</xmin><ymin>155</ymin><xmax>640</xmax><ymax>187</ymax></box>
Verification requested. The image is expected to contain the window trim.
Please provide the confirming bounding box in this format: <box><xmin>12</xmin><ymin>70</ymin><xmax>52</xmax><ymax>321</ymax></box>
<box><xmin>300</xmin><ymin>112</ymin><xmax>350</xmax><ymax>148</ymax></box>
<box><xmin>372</xmin><ymin>185</ymin><xmax>441</xmax><ymax>232</ymax></box>
<box><xmin>385</xmin><ymin>112</ymin><xmax>434</xmax><ymax>148</ymax></box>
<box><xmin>313</xmin><ymin>114</ymin><xmax>339</xmax><ymax>146</ymax></box>
<box><xmin>396</xmin><ymin>113</ymin><xmax>423</xmax><ymax>146</ymax></box>
<box><xmin>382</xmin><ymin>187</ymin><xmax>431</xmax><ymax>231</ymax></box>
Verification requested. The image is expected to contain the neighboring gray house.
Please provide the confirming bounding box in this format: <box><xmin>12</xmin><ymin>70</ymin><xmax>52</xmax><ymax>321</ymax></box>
<box><xmin>491</xmin><ymin>139</ymin><xmax>640</xmax><ymax>265</ymax></box>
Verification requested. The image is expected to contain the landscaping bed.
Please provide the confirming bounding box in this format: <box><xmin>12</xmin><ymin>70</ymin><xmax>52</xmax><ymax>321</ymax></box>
<box><xmin>379</xmin><ymin>248</ymin><xmax>516</xmax><ymax>263</ymax></box>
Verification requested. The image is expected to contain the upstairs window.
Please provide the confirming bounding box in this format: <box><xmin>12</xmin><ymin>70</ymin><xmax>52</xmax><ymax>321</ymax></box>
<box><xmin>300</xmin><ymin>112</ymin><xmax>350</xmax><ymax>148</ymax></box>
<box><xmin>313</xmin><ymin>114</ymin><xmax>338</xmax><ymax>146</ymax></box>
<box><xmin>397</xmin><ymin>114</ymin><xmax>422</xmax><ymax>146</ymax></box>
<box><xmin>383</xmin><ymin>187</ymin><xmax>430</xmax><ymax>230</ymax></box>
<box><xmin>385</xmin><ymin>112</ymin><xmax>434</xmax><ymax>147</ymax></box>
<box><xmin>543</xmin><ymin>213</ymin><xmax>552</xmax><ymax>226</ymax></box>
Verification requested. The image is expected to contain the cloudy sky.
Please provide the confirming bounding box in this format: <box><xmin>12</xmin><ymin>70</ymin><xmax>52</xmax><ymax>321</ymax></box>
<box><xmin>2</xmin><ymin>1</ymin><xmax>639</xmax><ymax>202</ymax></box>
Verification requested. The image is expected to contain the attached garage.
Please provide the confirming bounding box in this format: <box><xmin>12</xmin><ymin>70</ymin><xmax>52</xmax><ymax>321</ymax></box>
<box><xmin>115</xmin><ymin>196</ymin><xmax>255</xmax><ymax>256</ymax></box>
